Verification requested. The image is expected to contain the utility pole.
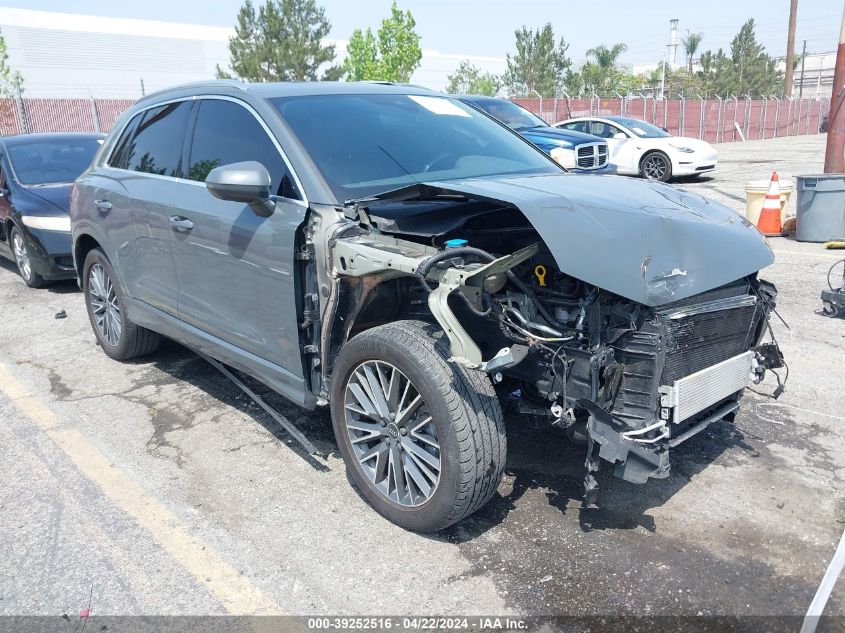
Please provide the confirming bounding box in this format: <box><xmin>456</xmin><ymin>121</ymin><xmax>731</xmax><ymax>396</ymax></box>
<box><xmin>785</xmin><ymin>0</ymin><xmax>798</xmax><ymax>97</ymax></box>
<box><xmin>798</xmin><ymin>39</ymin><xmax>807</xmax><ymax>98</ymax></box>
<box><xmin>824</xmin><ymin>1</ymin><xmax>845</xmax><ymax>173</ymax></box>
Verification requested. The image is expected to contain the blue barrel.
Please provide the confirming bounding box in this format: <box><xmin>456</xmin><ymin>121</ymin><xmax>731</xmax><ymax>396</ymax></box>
<box><xmin>796</xmin><ymin>174</ymin><xmax>845</xmax><ymax>242</ymax></box>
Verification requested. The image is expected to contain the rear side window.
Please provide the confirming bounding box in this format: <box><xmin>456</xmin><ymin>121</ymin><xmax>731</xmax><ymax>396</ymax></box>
<box><xmin>187</xmin><ymin>99</ymin><xmax>300</xmax><ymax>200</ymax></box>
<box><xmin>123</xmin><ymin>101</ymin><xmax>191</xmax><ymax>177</ymax></box>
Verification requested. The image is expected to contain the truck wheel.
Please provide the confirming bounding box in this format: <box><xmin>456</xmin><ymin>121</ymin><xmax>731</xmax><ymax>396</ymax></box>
<box><xmin>330</xmin><ymin>320</ymin><xmax>506</xmax><ymax>532</ymax></box>
<box><xmin>82</xmin><ymin>248</ymin><xmax>160</xmax><ymax>360</ymax></box>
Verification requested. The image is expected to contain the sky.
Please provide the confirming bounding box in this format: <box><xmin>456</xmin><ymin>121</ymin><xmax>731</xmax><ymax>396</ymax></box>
<box><xmin>2</xmin><ymin>0</ymin><xmax>841</xmax><ymax>66</ymax></box>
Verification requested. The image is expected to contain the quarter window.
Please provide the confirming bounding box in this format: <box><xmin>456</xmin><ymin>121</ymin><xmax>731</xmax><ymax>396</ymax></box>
<box><xmin>124</xmin><ymin>101</ymin><xmax>191</xmax><ymax>177</ymax></box>
<box><xmin>188</xmin><ymin>99</ymin><xmax>300</xmax><ymax>200</ymax></box>
<box><xmin>108</xmin><ymin>113</ymin><xmax>141</xmax><ymax>170</ymax></box>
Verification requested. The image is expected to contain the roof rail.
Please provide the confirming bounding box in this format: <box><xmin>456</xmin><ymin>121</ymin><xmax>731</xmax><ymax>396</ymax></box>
<box><xmin>136</xmin><ymin>79</ymin><xmax>248</xmax><ymax>104</ymax></box>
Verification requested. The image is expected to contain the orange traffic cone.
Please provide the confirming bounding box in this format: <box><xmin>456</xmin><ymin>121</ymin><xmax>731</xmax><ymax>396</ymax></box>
<box><xmin>757</xmin><ymin>171</ymin><xmax>783</xmax><ymax>237</ymax></box>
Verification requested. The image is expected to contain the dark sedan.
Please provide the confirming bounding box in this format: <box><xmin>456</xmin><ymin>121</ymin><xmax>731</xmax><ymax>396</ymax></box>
<box><xmin>0</xmin><ymin>132</ymin><xmax>104</xmax><ymax>287</ymax></box>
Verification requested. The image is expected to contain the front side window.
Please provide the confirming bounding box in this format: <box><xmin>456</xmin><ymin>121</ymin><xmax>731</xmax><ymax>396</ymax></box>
<box><xmin>614</xmin><ymin>118</ymin><xmax>670</xmax><ymax>138</ymax></box>
<box><xmin>588</xmin><ymin>122</ymin><xmax>624</xmax><ymax>139</ymax></box>
<box><xmin>124</xmin><ymin>101</ymin><xmax>192</xmax><ymax>177</ymax></box>
<box><xmin>271</xmin><ymin>93</ymin><xmax>559</xmax><ymax>202</ymax></box>
<box><xmin>187</xmin><ymin>99</ymin><xmax>299</xmax><ymax>199</ymax></box>
<box><xmin>560</xmin><ymin>121</ymin><xmax>587</xmax><ymax>133</ymax></box>
<box><xmin>7</xmin><ymin>138</ymin><xmax>104</xmax><ymax>185</ymax></box>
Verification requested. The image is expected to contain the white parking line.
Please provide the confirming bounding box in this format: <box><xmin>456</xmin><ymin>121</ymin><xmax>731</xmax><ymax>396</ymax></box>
<box><xmin>800</xmin><ymin>526</ymin><xmax>845</xmax><ymax>633</ymax></box>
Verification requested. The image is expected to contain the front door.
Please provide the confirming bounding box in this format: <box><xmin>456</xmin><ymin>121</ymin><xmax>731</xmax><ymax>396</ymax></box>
<box><xmin>171</xmin><ymin>97</ymin><xmax>307</xmax><ymax>377</ymax></box>
<box><xmin>588</xmin><ymin>120</ymin><xmax>636</xmax><ymax>173</ymax></box>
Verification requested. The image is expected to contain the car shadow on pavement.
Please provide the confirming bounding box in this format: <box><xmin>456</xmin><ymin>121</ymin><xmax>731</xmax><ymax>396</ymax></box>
<box><xmin>437</xmin><ymin>415</ymin><xmax>758</xmax><ymax>543</ymax></box>
<box><xmin>0</xmin><ymin>256</ymin><xmax>79</xmax><ymax>293</ymax></box>
<box><xmin>141</xmin><ymin>339</ymin><xmax>338</xmax><ymax>471</ymax></box>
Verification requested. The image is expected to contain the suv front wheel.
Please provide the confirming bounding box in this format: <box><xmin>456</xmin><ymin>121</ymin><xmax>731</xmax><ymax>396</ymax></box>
<box><xmin>82</xmin><ymin>248</ymin><xmax>160</xmax><ymax>360</ymax></box>
<box><xmin>330</xmin><ymin>320</ymin><xmax>506</xmax><ymax>532</ymax></box>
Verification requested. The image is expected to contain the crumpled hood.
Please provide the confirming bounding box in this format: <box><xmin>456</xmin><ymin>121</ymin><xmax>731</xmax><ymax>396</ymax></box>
<box><xmin>389</xmin><ymin>173</ymin><xmax>773</xmax><ymax>306</ymax></box>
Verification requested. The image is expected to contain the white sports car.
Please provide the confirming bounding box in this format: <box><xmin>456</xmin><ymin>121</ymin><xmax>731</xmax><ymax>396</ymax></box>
<box><xmin>554</xmin><ymin>115</ymin><xmax>718</xmax><ymax>182</ymax></box>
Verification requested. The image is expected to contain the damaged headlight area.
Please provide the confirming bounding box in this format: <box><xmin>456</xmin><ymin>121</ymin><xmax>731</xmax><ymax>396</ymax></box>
<box><xmin>326</xmin><ymin>186</ymin><xmax>785</xmax><ymax>504</ymax></box>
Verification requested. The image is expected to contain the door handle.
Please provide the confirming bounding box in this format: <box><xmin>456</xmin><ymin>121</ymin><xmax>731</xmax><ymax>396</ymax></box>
<box><xmin>94</xmin><ymin>199</ymin><xmax>112</xmax><ymax>213</ymax></box>
<box><xmin>169</xmin><ymin>216</ymin><xmax>194</xmax><ymax>231</ymax></box>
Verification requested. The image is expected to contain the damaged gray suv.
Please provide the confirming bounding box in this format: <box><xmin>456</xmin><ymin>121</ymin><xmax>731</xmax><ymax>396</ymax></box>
<box><xmin>71</xmin><ymin>82</ymin><xmax>784</xmax><ymax>532</ymax></box>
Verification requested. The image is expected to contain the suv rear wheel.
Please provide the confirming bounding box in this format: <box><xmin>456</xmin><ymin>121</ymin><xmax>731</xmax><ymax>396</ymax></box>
<box><xmin>330</xmin><ymin>320</ymin><xmax>506</xmax><ymax>532</ymax></box>
<box><xmin>82</xmin><ymin>248</ymin><xmax>160</xmax><ymax>360</ymax></box>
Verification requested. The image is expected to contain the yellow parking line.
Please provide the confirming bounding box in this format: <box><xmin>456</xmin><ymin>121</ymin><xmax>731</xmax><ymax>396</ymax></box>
<box><xmin>773</xmin><ymin>248</ymin><xmax>845</xmax><ymax>260</ymax></box>
<box><xmin>0</xmin><ymin>362</ymin><xmax>285</xmax><ymax>616</ymax></box>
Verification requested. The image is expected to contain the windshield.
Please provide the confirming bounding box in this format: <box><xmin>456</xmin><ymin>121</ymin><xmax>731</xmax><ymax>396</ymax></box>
<box><xmin>470</xmin><ymin>99</ymin><xmax>548</xmax><ymax>131</ymax></box>
<box><xmin>7</xmin><ymin>138</ymin><xmax>103</xmax><ymax>185</ymax></box>
<box><xmin>270</xmin><ymin>94</ymin><xmax>559</xmax><ymax>201</ymax></box>
<box><xmin>616</xmin><ymin>118</ymin><xmax>671</xmax><ymax>138</ymax></box>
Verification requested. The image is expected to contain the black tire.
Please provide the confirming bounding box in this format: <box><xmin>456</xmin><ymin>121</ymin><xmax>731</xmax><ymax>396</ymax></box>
<box><xmin>640</xmin><ymin>151</ymin><xmax>673</xmax><ymax>182</ymax></box>
<box><xmin>10</xmin><ymin>227</ymin><xmax>46</xmax><ymax>288</ymax></box>
<box><xmin>330</xmin><ymin>320</ymin><xmax>506</xmax><ymax>532</ymax></box>
<box><xmin>82</xmin><ymin>248</ymin><xmax>160</xmax><ymax>360</ymax></box>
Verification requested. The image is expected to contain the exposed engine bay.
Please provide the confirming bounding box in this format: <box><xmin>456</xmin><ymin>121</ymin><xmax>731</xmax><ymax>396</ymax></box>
<box><xmin>317</xmin><ymin>180</ymin><xmax>786</xmax><ymax>501</ymax></box>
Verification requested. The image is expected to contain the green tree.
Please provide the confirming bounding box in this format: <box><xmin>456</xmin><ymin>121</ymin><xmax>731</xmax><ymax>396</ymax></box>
<box><xmin>504</xmin><ymin>24</ymin><xmax>571</xmax><ymax>96</ymax></box>
<box><xmin>682</xmin><ymin>31</ymin><xmax>703</xmax><ymax>72</ymax></box>
<box><xmin>573</xmin><ymin>43</ymin><xmax>628</xmax><ymax>97</ymax></box>
<box><xmin>216</xmin><ymin>0</ymin><xmax>340</xmax><ymax>82</ymax></box>
<box><xmin>0</xmin><ymin>28</ymin><xmax>22</xmax><ymax>96</ymax></box>
<box><xmin>696</xmin><ymin>19</ymin><xmax>782</xmax><ymax>97</ymax></box>
<box><xmin>342</xmin><ymin>2</ymin><xmax>422</xmax><ymax>82</ymax></box>
<box><xmin>445</xmin><ymin>61</ymin><xmax>501</xmax><ymax>95</ymax></box>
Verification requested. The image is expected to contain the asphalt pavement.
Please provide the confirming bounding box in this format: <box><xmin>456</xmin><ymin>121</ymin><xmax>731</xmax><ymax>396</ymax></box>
<box><xmin>0</xmin><ymin>133</ymin><xmax>843</xmax><ymax>629</ymax></box>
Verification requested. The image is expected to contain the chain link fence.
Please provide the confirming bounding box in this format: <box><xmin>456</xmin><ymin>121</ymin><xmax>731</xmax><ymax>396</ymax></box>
<box><xmin>0</xmin><ymin>94</ymin><xmax>831</xmax><ymax>144</ymax></box>
<box><xmin>512</xmin><ymin>96</ymin><xmax>830</xmax><ymax>142</ymax></box>
<box><xmin>0</xmin><ymin>97</ymin><xmax>135</xmax><ymax>136</ymax></box>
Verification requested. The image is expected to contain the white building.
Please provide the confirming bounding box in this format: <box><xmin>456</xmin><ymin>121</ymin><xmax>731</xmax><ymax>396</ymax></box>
<box><xmin>0</xmin><ymin>7</ymin><xmax>506</xmax><ymax>98</ymax></box>
<box><xmin>791</xmin><ymin>52</ymin><xmax>836</xmax><ymax>99</ymax></box>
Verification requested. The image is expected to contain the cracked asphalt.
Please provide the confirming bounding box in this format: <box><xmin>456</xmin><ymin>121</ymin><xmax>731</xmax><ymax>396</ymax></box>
<box><xmin>0</xmin><ymin>134</ymin><xmax>843</xmax><ymax>628</ymax></box>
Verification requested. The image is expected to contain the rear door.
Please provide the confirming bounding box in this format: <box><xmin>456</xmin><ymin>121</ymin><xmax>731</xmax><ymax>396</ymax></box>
<box><xmin>97</xmin><ymin>100</ymin><xmax>193</xmax><ymax>315</ymax></box>
<box><xmin>171</xmin><ymin>97</ymin><xmax>307</xmax><ymax>376</ymax></box>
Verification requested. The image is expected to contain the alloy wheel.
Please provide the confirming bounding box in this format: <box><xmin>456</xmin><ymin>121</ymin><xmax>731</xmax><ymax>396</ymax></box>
<box><xmin>643</xmin><ymin>154</ymin><xmax>669</xmax><ymax>180</ymax></box>
<box><xmin>88</xmin><ymin>263</ymin><xmax>122</xmax><ymax>346</ymax></box>
<box><xmin>344</xmin><ymin>360</ymin><xmax>441</xmax><ymax>507</ymax></box>
<box><xmin>12</xmin><ymin>231</ymin><xmax>31</xmax><ymax>282</ymax></box>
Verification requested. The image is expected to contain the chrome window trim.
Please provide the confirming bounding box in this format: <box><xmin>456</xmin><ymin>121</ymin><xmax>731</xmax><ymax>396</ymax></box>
<box><xmin>102</xmin><ymin>94</ymin><xmax>308</xmax><ymax>208</ymax></box>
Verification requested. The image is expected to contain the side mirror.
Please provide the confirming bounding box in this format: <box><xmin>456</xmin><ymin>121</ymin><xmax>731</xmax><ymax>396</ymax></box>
<box><xmin>205</xmin><ymin>161</ymin><xmax>274</xmax><ymax>217</ymax></box>
<box><xmin>612</xmin><ymin>132</ymin><xmax>627</xmax><ymax>140</ymax></box>
<box><xmin>660</xmin><ymin>127</ymin><xmax>669</xmax><ymax>133</ymax></box>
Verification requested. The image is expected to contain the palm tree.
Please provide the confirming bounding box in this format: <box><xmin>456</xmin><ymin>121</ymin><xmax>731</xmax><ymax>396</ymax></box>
<box><xmin>683</xmin><ymin>31</ymin><xmax>703</xmax><ymax>72</ymax></box>
<box><xmin>585</xmin><ymin>43</ymin><xmax>628</xmax><ymax>70</ymax></box>
<box><xmin>582</xmin><ymin>43</ymin><xmax>627</xmax><ymax>95</ymax></box>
